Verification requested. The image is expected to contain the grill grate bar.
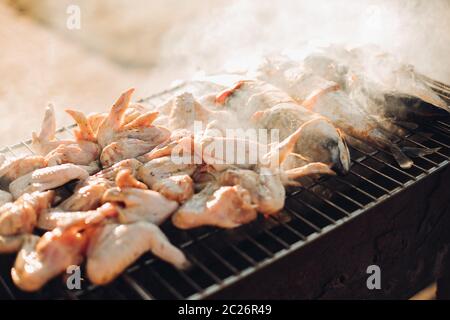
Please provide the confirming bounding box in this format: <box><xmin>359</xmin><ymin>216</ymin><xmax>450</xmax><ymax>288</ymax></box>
<box><xmin>394</xmin><ymin>122</ymin><xmax>450</xmax><ymax>150</ymax></box>
<box><xmin>333</xmin><ymin>176</ymin><xmax>378</xmax><ymax>201</ymax></box>
<box><xmin>268</xmin><ymin>215</ymin><xmax>307</xmax><ymax>241</ymax></box>
<box><xmin>419</xmin><ymin>75</ymin><xmax>450</xmax><ymax>97</ymax></box>
<box><xmin>226</xmin><ymin>242</ymin><xmax>258</xmax><ymax>266</ymax></box>
<box><xmin>188</xmin><ymin>228</ymin><xmax>260</xmax><ymax>267</ymax></box>
<box><xmin>291</xmin><ymin>196</ymin><xmax>338</xmax><ymax>224</ymax></box>
<box><xmin>175</xmin><ymin>269</ymin><xmax>203</xmax><ymax>293</ymax></box>
<box><xmin>135</xmin><ymin>250</ymin><xmax>204</xmax><ymax>297</ymax></box>
<box><xmin>21</xmin><ymin>141</ymin><xmax>36</xmax><ymax>155</ymax></box>
<box><xmin>400</xmin><ymin>136</ymin><xmax>444</xmax><ymax>165</ymax></box>
<box><xmin>240</xmin><ymin>232</ymin><xmax>274</xmax><ymax>257</ymax></box>
<box><xmin>147</xmin><ymin>267</ymin><xmax>184</xmax><ymax>300</ymax></box>
<box><xmin>0</xmin><ymin>276</ymin><xmax>16</xmax><ymax>300</ymax></box>
<box><xmin>347</xmin><ymin>170</ymin><xmax>392</xmax><ymax>194</ymax></box>
<box><xmin>121</xmin><ymin>274</ymin><xmax>155</xmax><ymax>300</ymax></box>
<box><xmin>417</xmin><ymin>73</ymin><xmax>450</xmax><ymax>90</ymax></box>
<box><xmin>182</xmin><ymin>231</ymin><xmax>241</xmax><ymax>286</ymax></box>
<box><xmin>197</xmin><ymin>241</ymin><xmax>240</xmax><ymax>275</ymax></box>
<box><xmin>303</xmin><ymin>187</ymin><xmax>352</xmax><ymax>216</ymax></box>
<box><xmin>423</xmin><ymin>123</ymin><xmax>450</xmax><ymax>142</ymax></box>
<box><xmin>407</xmin><ymin>130</ymin><xmax>450</xmax><ymax>153</ymax></box>
<box><xmin>185</xmin><ymin>252</ymin><xmax>222</xmax><ymax>284</ymax></box>
<box><xmin>430</xmin><ymin>86</ymin><xmax>450</xmax><ymax>99</ymax></box>
<box><xmin>350</xmin><ymin>142</ymin><xmax>424</xmax><ymax>179</ymax></box>
<box><xmin>63</xmin><ymin>126</ymin><xmax>75</xmax><ymax>137</ymax></box>
<box><xmin>184</xmin><ymin>229</ymin><xmax>219</xmax><ymax>247</ymax></box>
<box><xmin>387</xmin><ymin>127</ymin><xmax>445</xmax><ymax>167</ymax></box>
<box><xmin>352</xmin><ymin>160</ymin><xmax>403</xmax><ymax>189</ymax></box>
<box><xmin>1</xmin><ymin>80</ymin><xmax>450</xmax><ymax>300</ymax></box>
<box><xmin>6</xmin><ymin>146</ymin><xmax>18</xmax><ymax>157</ymax></box>
<box><xmin>436</xmin><ymin>120</ymin><xmax>450</xmax><ymax>132</ymax></box>
<box><xmin>260</xmin><ymin>227</ymin><xmax>291</xmax><ymax>249</ymax></box>
<box><xmin>283</xmin><ymin>206</ymin><xmax>322</xmax><ymax>233</ymax></box>
<box><xmin>325</xmin><ymin>186</ymin><xmax>366</xmax><ymax>209</ymax></box>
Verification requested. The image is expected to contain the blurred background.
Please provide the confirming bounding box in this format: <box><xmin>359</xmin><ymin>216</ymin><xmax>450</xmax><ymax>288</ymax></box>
<box><xmin>1</xmin><ymin>0</ymin><xmax>449</xmax><ymax>145</ymax></box>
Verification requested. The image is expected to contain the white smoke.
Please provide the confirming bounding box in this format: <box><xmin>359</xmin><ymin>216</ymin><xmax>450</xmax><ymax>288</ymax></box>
<box><xmin>9</xmin><ymin>0</ymin><xmax>450</xmax><ymax>83</ymax></box>
<box><xmin>159</xmin><ymin>0</ymin><xmax>450</xmax><ymax>83</ymax></box>
<box><xmin>2</xmin><ymin>0</ymin><xmax>450</xmax><ymax>146</ymax></box>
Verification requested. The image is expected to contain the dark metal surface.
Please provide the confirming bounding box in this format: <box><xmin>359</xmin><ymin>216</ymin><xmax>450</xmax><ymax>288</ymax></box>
<box><xmin>0</xmin><ymin>78</ymin><xmax>449</xmax><ymax>300</ymax></box>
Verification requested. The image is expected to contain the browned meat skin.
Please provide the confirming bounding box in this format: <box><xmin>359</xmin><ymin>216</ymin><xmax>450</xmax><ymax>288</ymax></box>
<box><xmin>93</xmin><ymin>158</ymin><xmax>143</xmax><ymax>181</ymax></box>
<box><xmin>168</xmin><ymin>93</ymin><xmax>211</xmax><ymax>131</ymax></box>
<box><xmin>12</xmin><ymin>231</ymin><xmax>88</xmax><ymax>292</ymax></box>
<box><xmin>38</xmin><ymin>200</ymin><xmax>119</xmax><ymax>231</ymax></box>
<box><xmin>115</xmin><ymin>169</ymin><xmax>148</xmax><ymax>190</ymax></box>
<box><xmin>219</xmin><ymin>168</ymin><xmax>284</xmax><ymax>216</ymax></box>
<box><xmin>101</xmin><ymin>168</ymin><xmax>179</xmax><ymax>225</ymax></box>
<box><xmin>38</xmin><ymin>209</ymin><xmax>102</xmax><ymax>231</ymax></box>
<box><xmin>87</xmin><ymin>112</ymin><xmax>108</xmax><ymax>134</ymax></box>
<box><xmin>65</xmin><ymin>109</ymin><xmax>96</xmax><ymax>142</ymax></box>
<box><xmin>100</xmin><ymin>136</ymin><xmax>168</xmax><ymax>168</ymax></box>
<box><xmin>257</xmin><ymin>63</ymin><xmax>385</xmax><ymax>145</ymax></box>
<box><xmin>59</xmin><ymin>159</ymin><xmax>143</xmax><ymax>212</ymax></box>
<box><xmin>32</xmin><ymin>105</ymin><xmax>100</xmax><ymax>166</ymax></box>
<box><xmin>0</xmin><ymin>234</ymin><xmax>26</xmax><ymax>254</ymax></box>
<box><xmin>172</xmin><ymin>183</ymin><xmax>257</xmax><ymax>229</ymax></box>
<box><xmin>290</xmin><ymin>49</ymin><xmax>448</xmax><ymax>118</ymax></box>
<box><xmin>218</xmin><ymin>163</ymin><xmax>334</xmax><ymax>216</ymax></box>
<box><xmin>255</xmin><ymin>60</ymin><xmax>418</xmax><ymax>168</ymax></box>
<box><xmin>258</xmin><ymin>54</ymin><xmax>396</xmax><ymax>130</ymax></box>
<box><xmin>138</xmin><ymin>156</ymin><xmax>196</xmax><ymax>203</ymax></box>
<box><xmin>215</xmin><ymin>80</ymin><xmax>247</xmax><ymax>105</ymax></box>
<box><xmin>87</xmin><ymin>221</ymin><xmax>188</xmax><ymax>285</ymax></box>
<box><xmin>152</xmin><ymin>174</ymin><xmax>194</xmax><ymax>203</ymax></box>
<box><xmin>252</xmin><ymin>104</ymin><xmax>349</xmax><ymax>173</ymax></box>
<box><xmin>211</xmin><ymin>79</ymin><xmax>350</xmax><ymax>174</ymax></box>
<box><xmin>95</xmin><ymin>89</ymin><xmax>171</xmax><ymax>167</ymax></box>
<box><xmin>45</xmin><ymin>142</ymin><xmax>100</xmax><ymax>167</ymax></box>
<box><xmin>0</xmin><ymin>156</ymin><xmax>48</xmax><ymax>188</ymax></box>
<box><xmin>217</xmin><ymin>80</ymin><xmax>294</xmax><ymax>123</ymax></box>
<box><xmin>60</xmin><ymin>181</ymin><xmax>111</xmax><ymax>212</ymax></box>
<box><xmin>172</xmin><ymin>120</ymin><xmax>337</xmax><ymax>226</ymax></box>
<box><xmin>96</xmin><ymin>89</ymin><xmax>167</xmax><ymax>147</ymax></box>
<box><xmin>1</xmin><ymin>77</ymin><xmax>349</xmax><ymax>292</ymax></box>
<box><xmin>9</xmin><ymin>164</ymin><xmax>89</xmax><ymax>199</ymax></box>
<box><xmin>138</xmin><ymin>129</ymin><xmax>194</xmax><ymax>163</ymax></box>
<box><xmin>0</xmin><ymin>191</ymin><xmax>54</xmax><ymax>236</ymax></box>
<box><xmin>11</xmin><ymin>203</ymin><xmax>117</xmax><ymax>292</ymax></box>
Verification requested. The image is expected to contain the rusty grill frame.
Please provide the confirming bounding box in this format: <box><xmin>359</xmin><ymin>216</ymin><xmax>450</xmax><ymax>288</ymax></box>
<box><xmin>0</xmin><ymin>77</ymin><xmax>450</xmax><ymax>300</ymax></box>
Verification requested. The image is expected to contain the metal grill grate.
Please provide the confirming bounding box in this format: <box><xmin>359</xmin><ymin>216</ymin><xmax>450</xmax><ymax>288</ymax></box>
<box><xmin>0</xmin><ymin>78</ymin><xmax>450</xmax><ymax>300</ymax></box>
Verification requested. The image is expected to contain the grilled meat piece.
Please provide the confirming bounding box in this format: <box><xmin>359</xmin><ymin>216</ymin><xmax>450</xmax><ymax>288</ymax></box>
<box><xmin>87</xmin><ymin>221</ymin><xmax>188</xmax><ymax>285</ymax></box>
<box><xmin>172</xmin><ymin>183</ymin><xmax>257</xmax><ymax>229</ymax></box>
<box><xmin>9</xmin><ymin>164</ymin><xmax>89</xmax><ymax>199</ymax></box>
<box><xmin>138</xmin><ymin>156</ymin><xmax>196</xmax><ymax>203</ymax></box>
<box><xmin>0</xmin><ymin>191</ymin><xmax>54</xmax><ymax>236</ymax></box>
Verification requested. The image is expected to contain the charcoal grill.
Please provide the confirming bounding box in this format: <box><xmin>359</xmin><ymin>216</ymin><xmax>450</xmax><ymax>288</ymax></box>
<box><xmin>1</xmin><ymin>77</ymin><xmax>450</xmax><ymax>300</ymax></box>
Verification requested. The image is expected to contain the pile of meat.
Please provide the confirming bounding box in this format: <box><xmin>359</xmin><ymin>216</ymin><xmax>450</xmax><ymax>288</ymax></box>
<box><xmin>0</xmin><ymin>45</ymin><xmax>447</xmax><ymax>292</ymax></box>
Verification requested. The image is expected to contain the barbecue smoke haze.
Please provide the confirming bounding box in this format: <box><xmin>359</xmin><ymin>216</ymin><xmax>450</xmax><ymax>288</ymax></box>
<box><xmin>9</xmin><ymin>0</ymin><xmax>450</xmax><ymax>82</ymax></box>
<box><xmin>159</xmin><ymin>0</ymin><xmax>450</xmax><ymax>84</ymax></box>
<box><xmin>2</xmin><ymin>0</ymin><xmax>449</xmax><ymax>146</ymax></box>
